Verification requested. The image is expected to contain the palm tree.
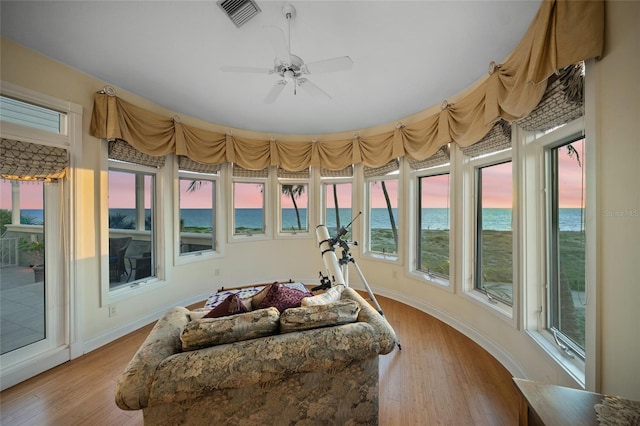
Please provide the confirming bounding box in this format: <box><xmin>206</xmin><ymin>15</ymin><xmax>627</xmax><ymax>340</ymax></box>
<box><xmin>282</xmin><ymin>184</ymin><xmax>305</xmax><ymax>230</ymax></box>
<box><xmin>332</xmin><ymin>184</ymin><xmax>341</xmax><ymax>232</ymax></box>
<box><xmin>381</xmin><ymin>181</ymin><xmax>398</xmax><ymax>248</ymax></box>
<box><xmin>186</xmin><ymin>180</ymin><xmax>207</xmax><ymax>193</ymax></box>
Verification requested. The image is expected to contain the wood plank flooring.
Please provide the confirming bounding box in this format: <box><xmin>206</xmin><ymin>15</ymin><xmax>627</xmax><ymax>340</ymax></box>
<box><xmin>1</xmin><ymin>295</ymin><xmax>519</xmax><ymax>426</ymax></box>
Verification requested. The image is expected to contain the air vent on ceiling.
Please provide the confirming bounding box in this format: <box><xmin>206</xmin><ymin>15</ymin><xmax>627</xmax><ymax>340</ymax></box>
<box><xmin>217</xmin><ymin>0</ymin><xmax>261</xmax><ymax>28</ymax></box>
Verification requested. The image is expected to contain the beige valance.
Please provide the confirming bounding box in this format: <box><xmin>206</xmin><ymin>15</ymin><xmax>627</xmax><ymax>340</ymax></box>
<box><xmin>90</xmin><ymin>0</ymin><xmax>603</xmax><ymax>172</ymax></box>
<box><xmin>0</xmin><ymin>138</ymin><xmax>68</xmax><ymax>182</ymax></box>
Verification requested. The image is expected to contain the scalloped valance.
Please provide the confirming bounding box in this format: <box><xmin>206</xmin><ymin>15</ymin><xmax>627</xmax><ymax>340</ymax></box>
<box><xmin>90</xmin><ymin>0</ymin><xmax>603</xmax><ymax>172</ymax></box>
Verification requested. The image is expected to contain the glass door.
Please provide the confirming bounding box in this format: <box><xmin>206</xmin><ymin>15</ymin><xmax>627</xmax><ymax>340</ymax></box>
<box><xmin>0</xmin><ymin>180</ymin><xmax>46</xmax><ymax>354</ymax></box>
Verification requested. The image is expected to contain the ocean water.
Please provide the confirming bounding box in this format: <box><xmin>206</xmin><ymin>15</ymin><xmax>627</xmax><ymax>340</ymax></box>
<box><xmin>20</xmin><ymin>207</ymin><xmax>584</xmax><ymax>232</ymax></box>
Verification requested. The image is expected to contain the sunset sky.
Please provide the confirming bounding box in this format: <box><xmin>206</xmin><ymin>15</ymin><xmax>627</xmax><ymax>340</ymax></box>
<box><xmin>1</xmin><ymin>141</ymin><xmax>585</xmax><ymax>211</ymax></box>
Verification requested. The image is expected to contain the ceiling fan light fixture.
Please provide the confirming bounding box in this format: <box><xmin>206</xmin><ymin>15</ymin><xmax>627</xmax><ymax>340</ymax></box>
<box><xmin>217</xmin><ymin>0</ymin><xmax>261</xmax><ymax>28</ymax></box>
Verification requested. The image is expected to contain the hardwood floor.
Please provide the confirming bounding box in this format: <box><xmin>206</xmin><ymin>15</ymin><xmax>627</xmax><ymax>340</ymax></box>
<box><xmin>0</xmin><ymin>295</ymin><xmax>519</xmax><ymax>426</ymax></box>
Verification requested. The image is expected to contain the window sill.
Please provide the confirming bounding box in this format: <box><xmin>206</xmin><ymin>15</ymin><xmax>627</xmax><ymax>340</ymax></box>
<box><xmin>176</xmin><ymin>249</ymin><xmax>224</xmax><ymax>265</ymax></box>
<box><xmin>102</xmin><ymin>277</ymin><xmax>168</xmax><ymax>306</ymax></box>
<box><xmin>228</xmin><ymin>233</ymin><xmax>271</xmax><ymax>243</ymax></box>
<box><xmin>362</xmin><ymin>252</ymin><xmax>399</xmax><ymax>264</ymax></box>
<box><xmin>275</xmin><ymin>231</ymin><xmax>312</xmax><ymax>239</ymax></box>
<box><xmin>464</xmin><ymin>289</ymin><xmax>514</xmax><ymax>321</ymax></box>
<box><xmin>408</xmin><ymin>270</ymin><xmax>452</xmax><ymax>291</ymax></box>
<box><xmin>526</xmin><ymin>329</ymin><xmax>586</xmax><ymax>388</ymax></box>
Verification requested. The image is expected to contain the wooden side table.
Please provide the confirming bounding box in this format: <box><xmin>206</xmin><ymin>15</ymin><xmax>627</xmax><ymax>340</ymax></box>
<box><xmin>513</xmin><ymin>378</ymin><xmax>603</xmax><ymax>426</ymax></box>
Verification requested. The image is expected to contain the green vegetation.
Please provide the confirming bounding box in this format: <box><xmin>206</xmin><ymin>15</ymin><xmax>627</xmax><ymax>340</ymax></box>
<box><xmin>182</xmin><ymin>226</ymin><xmax>213</xmax><ymax>234</ymax></box>
<box><xmin>0</xmin><ymin>209</ymin><xmax>10</xmax><ymax>235</ymax></box>
<box><xmin>109</xmin><ymin>212</ymin><xmax>134</xmax><ymax>229</ymax></box>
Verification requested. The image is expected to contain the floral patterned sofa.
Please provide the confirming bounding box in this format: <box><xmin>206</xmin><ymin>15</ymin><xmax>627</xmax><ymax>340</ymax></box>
<box><xmin>115</xmin><ymin>286</ymin><xmax>397</xmax><ymax>425</ymax></box>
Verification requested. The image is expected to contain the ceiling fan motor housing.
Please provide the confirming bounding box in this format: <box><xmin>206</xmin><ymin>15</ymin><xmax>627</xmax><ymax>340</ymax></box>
<box><xmin>275</xmin><ymin>54</ymin><xmax>305</xmax><ymax>79</ymax></box>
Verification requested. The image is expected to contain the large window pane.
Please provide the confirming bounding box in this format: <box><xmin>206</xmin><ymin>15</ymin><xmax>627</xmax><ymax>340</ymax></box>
<box><xmin>280</xmin><ymin>184</ymin><xmax>308</xmax><ymax>233</ymax></box>
<box><xmin>475</xmin><ymin>161</ymin><xmax>513</xmax><ymax>305</ymax></box>
<box><xmin>323</xmin><ymin>182</ymin><xmax>353</xmax><ymax>239</ymax></box>
<box><xmin>179</xmin><ymin>178</ymin><xmax>215</xmax><ymax>254</ymax></box>
<box><xmin>418</xmin><ymin>173</ymin><xmax>450</xmax><ymax>278</ymax></box>
<box><xmin>108</xmin><ymin>169</ymin><xmax>155</xmax><ymax>287</ymax></box>
<box><xmin>549</xmin><ymin>138</ymin><xmax>586</xmax><ymax>355</ymax></box>
<box><xmin>368</xmin><ymin>179</ymin><xmax>399</xmax><ymax>256</ymax></box>
<box><xmin>0</xmin><ymin>180</ymin><xmax>45</xmax><ymax>354</ymax></box>
<box><xmin>234</xmin><ymin>182</ymin><xmax>264</xmax><ymax>235</ymax></box>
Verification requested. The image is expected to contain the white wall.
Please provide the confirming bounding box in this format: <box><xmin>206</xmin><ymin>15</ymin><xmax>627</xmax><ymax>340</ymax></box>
<box><xmin>593</xmin><ymin>0</ymin><xmax>640</xmax><ymax>399</ymax></box>
<box><xmin>1</xmin><ymin>0</ymin><xmax>638</xmax><ymax>398</ymax></box>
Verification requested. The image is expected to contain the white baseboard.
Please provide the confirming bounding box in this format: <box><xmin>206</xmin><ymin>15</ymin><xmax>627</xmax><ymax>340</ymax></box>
<box><xmin>81</xmin><ymin>291</ymin><xmax>210</xmax><ymax>354</ymax></box>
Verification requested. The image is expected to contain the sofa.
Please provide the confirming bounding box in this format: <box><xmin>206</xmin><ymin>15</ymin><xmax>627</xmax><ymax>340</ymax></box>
<box><xmin>115</xmin><ymin>286</ymin><xmax>397</xmax><ymax>425</ymax></box>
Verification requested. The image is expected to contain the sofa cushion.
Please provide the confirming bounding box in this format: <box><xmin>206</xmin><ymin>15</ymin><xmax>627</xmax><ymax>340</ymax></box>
<box><xmin>301</xmin><ymin>284</ymin><xmax>344</xmax><ymax>306</ymax></box>
<box><xmin>203</xmin><ymin>294</ymin><xmax>249</xmax><ymax>318</ymax></box>
<box><xmin>180</xmin><ymin>307</ymin><xmax>280</xmax><ymax>351</ymax></box>
<box><xmin>255</xmin><ymin>283</ymin><xmax>312</xmax><ymax>313</ymax></box>
<box><xmin>280</xmin><ymin>299</ymin><xmax>361</xmax><ymax>333</ymax></box>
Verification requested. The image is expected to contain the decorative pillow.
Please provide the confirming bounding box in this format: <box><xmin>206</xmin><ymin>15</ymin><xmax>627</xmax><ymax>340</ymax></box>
<box><xmin>301</xmin><ymin>284</ymin><xmax>345</xmax><ymax>306</ymax></box>
<box><xmin>280</xmin><ymin>299</ymin><xmax>360</xmax><ymax>333</ymax></box>
<box><xmin>250</xmin><ymin>284</ymin><xmax>274</xmax><ymax>310</ymax></box>
<box><xmin>181</xmin><ymin>307</ymin><xmax>280</xmax><ymax>351</ymax></box>
<box><xmin>203</xmin><ymin>294</ymin><xmax>249</xmax><ymax>318</ymax></box>
<box><xmin>256</xmin><ymin>283</ymin><xmax>312</xmax><ymax>313</ymax></box>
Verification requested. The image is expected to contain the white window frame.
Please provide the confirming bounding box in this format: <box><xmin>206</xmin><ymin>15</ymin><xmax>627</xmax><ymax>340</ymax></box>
<box><xmin>276</xmin><ymin>175</ymin><xmax>312</xmax><ymax>239</ymax></box>
<box><xmin>174</xmin><ymin>166</ymin><xmax>224</xmax><ymax>264</ymax></box>
<box><xmin>362</xmin><ymin>169</ymin><xmax>401</xmax><ymax>263</ymax></box>
<box><xmin>0</xmin><ymin>81</ymin><xmax>83</xmax><ymax>387</ymax></box>
<box><xmin>101</xmin><ymin>156</ymin><xmax>167</xmax><ymax>306</ymax></box>
<box><xmin>409</xmin><ymin>162</ymin><xmax>453</xmax><ymax>289</ymax></box>
<box><xmin>228</xmin><ymin>169</ymin><xmax>271</xmax><ymax>243</ymax></box>
<box><xmin>519</xmin><ymin>117</ymin><xmax>588</xmax><ymax>385</ymax></box>
<box><xmin>319</xmin><ymin>177</ymin><xmax>355</xmax><ymax>240</ymax></box>
<box><xmin>462</xmin><ymin>147</ymin><xmax>516</xmax><ymax>321</ymax></box>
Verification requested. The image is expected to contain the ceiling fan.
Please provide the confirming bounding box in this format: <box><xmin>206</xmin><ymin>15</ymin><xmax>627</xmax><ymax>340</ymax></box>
<box><xmin>220</xmin><ymin>3</ymin><xmax>353</xmax><ymax>103</ymax></box>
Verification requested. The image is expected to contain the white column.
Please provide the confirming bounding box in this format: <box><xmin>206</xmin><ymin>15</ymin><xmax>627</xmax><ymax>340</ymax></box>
<box><xmin>11</xmin><ymin>181</ymin><xmax>20</xmax><ymax>224</ymax></box>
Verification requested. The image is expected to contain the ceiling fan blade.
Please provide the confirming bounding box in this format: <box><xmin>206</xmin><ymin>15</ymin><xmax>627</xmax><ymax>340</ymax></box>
<box><xmin>264</xmin><ymin>25</ymin><xmax>291</xmax><ymax>65</ymax></box>
<box><xmin>297</xmin><ymin>78</ymin><xmax>331</xmax><ymax>99</ymax></box>
<box><xmin>220</xmin><ymin>66</ymin><xmax>273</xmax><ymax>74</ymax></box>
<box><xmin>265</xmin><ymin>80</ymin><xmax>288</xmax><ymax>104</ymax></box>
<box><xmin>304</xmin><ymin>56</ymin><xmax>353</xmax><ymax>74</ymax></box>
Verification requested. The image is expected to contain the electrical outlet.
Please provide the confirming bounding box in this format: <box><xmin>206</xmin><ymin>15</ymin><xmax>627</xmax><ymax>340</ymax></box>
<box><xmin>215</xmin><ymin>268</ymin><xmax>220</xmax><ymax>276</ymax></box>
<box><xmin>392</xmin><ymin>270</ymin><xmax>398</xmax><ymax>279</ymax></box>
<box><xmin>109</xmin><ymin>305</ymin><xmax>117</xmax><ymax>317</ymax></box>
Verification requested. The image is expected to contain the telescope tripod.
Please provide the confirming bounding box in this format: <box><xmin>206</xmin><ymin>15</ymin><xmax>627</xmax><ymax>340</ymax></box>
<box><xmin>336</xmin><ymin>240</ymin><xmax>402</xmax><ymax>350</ymax></box>
<box><xmin>316</xmin><ymin>223</ymin><xmax>401</xmax><ymax>350</ymax></box>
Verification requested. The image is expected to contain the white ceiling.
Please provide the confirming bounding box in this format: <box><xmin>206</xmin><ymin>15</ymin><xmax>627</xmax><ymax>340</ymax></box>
<box><xmin>1</xmin><ymin>1</ymin><xmax>541</xmax><ymax>136</ymax></box>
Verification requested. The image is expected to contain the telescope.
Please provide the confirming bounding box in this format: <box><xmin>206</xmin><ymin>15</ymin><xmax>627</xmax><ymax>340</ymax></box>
<box><xmin>316</xmin><ymin>224</ymin><xmax>345</xmax><ymax>286</ymax></box>
<box><xmin>315</xmin><ymin>215</ymin><xmax>401</xmax><ymax>349</ymax></box>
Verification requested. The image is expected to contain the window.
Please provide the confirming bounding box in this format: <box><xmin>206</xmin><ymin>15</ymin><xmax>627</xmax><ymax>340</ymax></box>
<box><xmin>279</xmin><ymin>183</ymin><xmax>308</xmax><ymax>233</ymax></box>
<box><xmin>547</xmin><ymin>137</ymin><xmax>586</xmax><ymax>358</ymax></box>
<box><xmin>322</xmin><ymin>181</ymin><xmax>353</xmax><ymax>239</ymax></box>
<box><xmin>233</xmin><ymin>181</ymin><xmax>265</xmax><ymax>236</ymax></box>
<box><xmin>364</xmin><ymin>161</ymin><xmax>399</xmax><ymax>258</ymax></box>
<box><xmin>0</xmin><ymin>85</ymin><xmax>80</xmax><ymax>387</ymax></box>
<box><xmin>108</xmin><ymin>167</ymin><xmax>156</xmax><ymax>288</ymax></box>
<box><xmin>475</xmin><ymin>161</ymin><xmax>513</xmax><ymax>306</ymax></box>
<box><xmin>178</xmin><ymin>176</ymin><xmax>216</xmax><ymax>255</ymax></box>
<box><xmin>417</xmin><ymin>173</ymin><xmax>450</xmax><ymax>279</ymax></box>
<box><xmin>0</xmin><ymin>95</ymin><xmax>63</xmax><ymax>133</ymax></box>
<box><xmin>278</xmin><ymin>168</ymin><xmax>309</xmax><ymax>235</ymax></box>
